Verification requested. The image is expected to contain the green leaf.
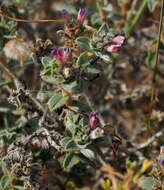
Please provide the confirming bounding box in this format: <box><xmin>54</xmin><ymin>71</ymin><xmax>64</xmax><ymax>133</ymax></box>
<box><xmin>15</xmin><ymin>116</ymin><xmax>28</xmax><ymax>128</ymax></box>
<box><xmin>55</xmin><ymin>4</ymin><xmax>76</xmax><ymax>14</ymax></box>
<box><xmin>0</xmin><ymin>80</ymin><xmax>11</xmax><ymax>88</ymax></box>
<box><xmin>91</xmin><ymin>12</ymin><xmax>101</xmax><ymax>26</ymax></box>
<box><xmin>76</xmin><ymin>52</ymin><xmax>90</xmax><ymax>66</ymax></box>
<box><xmin>65</xmin><ymin>112</ymin><xmax>80</xmax><ymax>134</ymax></box>
<box><xmin>40</xmin><ymin>68</ymin><xmax>51</xmax><ymax>75</ymax></box>
<box><xmin>41</xmin><ymin>57</ymin><xmax>52</xmax><ymax>68</ymax></box>
<box><xmin>13</xmin><ymin>0</ymin><xmax>24</xmax><ymax>5</ymax></box>
<box><xmin>65</xmin><ymin>140</ymin><xmax>80</xmax><ymax>151</ymax></box>
<box><xmin>117</xmin><ymin>0</ymin><xmax>124</xmax><ymax>6</ymax></box>
<box><xmin>97</xmin><ymin>23</ymin><xmax>110</xmax><ymax>34</ymax></box>
<box><xmin>65</xmin><ymin>120</ymin><xmax>77</xmax><ymax>134</ymax></box>
<box><xmin>80</xmin><ymin>149</ymin><xmax>95</xmax><ymax>160</ymax></box>
<box><xmin>147</xmin><ymin>0</ymin><xmax>158</xmax><ymax>12</ymax></box>
<box><xmin>79</xmin><ymin>118</ymin><xmax>85</xmax><ymax>127</ymax></box>
<box><xmin>94</xmin><ymin>136</ymin><xmax>110</xmax><ymax>146</ymax></box>
<box><xmin>146</xmin><ymin>52</ymin><xmax>156</xmax><ymax>69</ymax></box>
<box><xmin>76</xmin><ymin>141</ymin><xmax>91</xmax><ymax>149</ymax></box>
<box><xmin>48</xmin><ymin>93</ymin><xmax>68</xmax><ymax>112</ymax></box>
<box><xmin>14</xmin><ymin>186</ymin><xmax>25</xmax><ymax>190</ymax></box>
<box><xmin>66</xmin><ymin>112</ymin><xmax>79</xmax><ymax>123</ymax></box>
<box><xmin>0</xmin><ymin>160</ymin><xmax>8</xmax><ymax>175</ymax></box>
<box><xmin>62</xmin><ymin>79</ymin><xmax>89</xmax><ymax>94</ymax></box>
<box><xmin>103</xmin><ymin>4</ymin><xmax>113</xmax><ymax>12</ymax></box>
<box><xmin>69</xmin><ymin>101</ymin><xmax>91</xmax><ymax>114</ymax></box>
<box><xmin>28</xmin><ymin>117</ymin><xmax>39</xmax><ymax>131</ymax></box>
<box><xmin>60</xmin><ymin>137</ymin><xmax>72</xmax><ymax>148</ymax></box>
<box><xmin>140</xmin><ymin>177</ymin><xmax>162</xmax><ymax>190</ymax></box>
<box><xmin>76</xmin><ymin>37</ymin><xmax>91</xmax><ymax>51</ymax></box>
<box><xmin>0</xmin><ymin>129</ymin><xmax>16</xmax><ymax>139</ymax></box>
<box><xmin>87</xmin><ymin>64</ymin><xmax>102</xmax><ymax>74</ymax></box>
<box><xmin>72</xmin><ymin>114</ymin><xmax>79</xmax><ymax>123</ymax></box>
<box><xmin>41</xmin><ymin>75</ymin><xmax>62</xmax><ymax>85</ymax></box>
<box><xmin>0</xmin><ymin>102</ymin><xmax>16</xmax><ymax>113</ymax></box>
<box><xmin>98</xmin><ymin>52</ymin><xmax>112</xmax><ymax>62</ymax></box>
<box><xmin>140</xmin><ymin>177</ymin><xmax>154</xmax><ymax>190</ymax></box>
<box><xmin>107</xmin><ymin>12</ymin><xmax>122</xmax><ymax>21</ymax></box>
<box><xmin>0</xmin><ymin>175</ymin><xmax>13</xmax><ymax>189</ymax></box>
<box><xmin>63</xmin><ymin>153</ymin><xmax>80</xmax><ymax>169</ymax></box>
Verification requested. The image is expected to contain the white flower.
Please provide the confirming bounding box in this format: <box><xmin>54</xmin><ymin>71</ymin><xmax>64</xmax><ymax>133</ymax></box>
<box><xmin>90</xmin><ymin>127</ymin><xmax>104</xmax><ymax>140</ymax></box>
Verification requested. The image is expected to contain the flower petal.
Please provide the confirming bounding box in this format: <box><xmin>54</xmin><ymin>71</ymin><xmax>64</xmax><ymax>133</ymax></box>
<box><xmin>112</xmin><ymin>33</ymin><xmax>125</xmax><ymax>46</ymax></box>
<box><xmin>77</xmin><ymin>8</ymin><xmax>87</xmax><ymax>25</ymax></box>
<box><xmin>107</xmin><ymin>44</ymin><xmax>121</xmax><ymax>54</ymax></box>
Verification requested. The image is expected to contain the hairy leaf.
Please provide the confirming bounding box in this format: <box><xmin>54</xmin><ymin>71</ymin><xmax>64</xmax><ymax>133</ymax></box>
<box><xmin>48</xmin><ymin>93</ymin><xmax>68</xmax><ymax>112</ymax></box>
<box><xmin>76</xmin><ymin>37</ymin><xmax>91</xmax><ymax>51</ymax></box>
<box><xmin>80</xmin><ymin>148</ymin><xmax>95</xmax><ymax>160</ymax></box>
<box><xmin>68</xmin><ymin>101</ymin><xmax>91</xmax><ymax>114</ymax></box>
<box><xmin>63</xmin><ymin>153</ymin><xmax>80</xmax><ymax>169</ymax></box>
<box><xmin>65</xmin><ymin>139</ymin><xmax>80</xmax><ymax>151</ymax></box>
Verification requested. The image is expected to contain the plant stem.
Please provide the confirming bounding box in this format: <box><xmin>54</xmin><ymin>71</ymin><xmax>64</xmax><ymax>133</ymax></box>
<box><xmin>147</xmin><ymin>0</ymin><xmax>164</xmax><ymax>133</ymax></box>
<box><xmin>0</xmin><ymin>11</ymin><xmax>64</xmax><ymax>23</ymax></box>
<box><xmin>96</xmin><ymin>0</ymin><xmax>109</xmax><ymax>25</ymax></box>
<box><xmin>125</xmin><ymin>0</ymin><xmax>147</xmax><ymax>38</ymax></box>
<box><xmin>121</xmin><ymin>0</ymin><xmax>130</xmax><ymax>20</ymax></box>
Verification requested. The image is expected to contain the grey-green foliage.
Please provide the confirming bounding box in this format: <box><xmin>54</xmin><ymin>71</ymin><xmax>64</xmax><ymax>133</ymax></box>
<box><xmin>147</xmin><ymin>0</ymin><xmax>159</xmax><ymax>12</ymax></box>
<box><xmin>141</xmin><ymin>177</ymin><xmax>163</xmax><ymax>190</ymax></box>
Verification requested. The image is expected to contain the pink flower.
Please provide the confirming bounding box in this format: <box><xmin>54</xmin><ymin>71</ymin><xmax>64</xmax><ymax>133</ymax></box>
<box><xmin>51</xmin><ymin>48</ymin><xmax>72</xmax><ymax>66</ymax></box>
<box><xmin>77</xmin><ymin>8</ymin><xmax>87</xmax><ymax>25</ymax></box>
<box><xmin>111</xmin><ymin>33</ymin><xmax>125</xmax><ymax>46</ymax></box>
<box><xmin>107</xmin><ymin>33</ymin><xmax>125</xmax><ymax>54</ymax></box>
<box><xmin>62</xmin><ymin>9</ymin><xmax>72</xmax><ymax>25</ymax></box>
<box><xmin>89</xmin><ymin>112</ymin><xmax>100</xmax><ymax>130</ymax></box>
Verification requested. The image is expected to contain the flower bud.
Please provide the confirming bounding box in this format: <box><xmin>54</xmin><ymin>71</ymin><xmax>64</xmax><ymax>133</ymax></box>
<box><xmin>89</xmin><ymin>112</ymin><xmax>100</xmax><ymax>130</ymax></box>
<box><xmin>64</xmin><ymin>48</ymin><xmax>72</xmax><ymax>63</ymax></box>
<box><xmin>62</xmin><ymin>9</ymin><xmax>72</xmax><ymax>25</ymax></box>
<box><xmin>77</xmin><ymin>8</ymin><xmax>87</xmax><ymax>25</ymax></box>
<box><xmin>51</xmin><ymin>48</ymin><xmax>72</xmax><ymax>66</ymax></box>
